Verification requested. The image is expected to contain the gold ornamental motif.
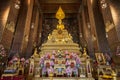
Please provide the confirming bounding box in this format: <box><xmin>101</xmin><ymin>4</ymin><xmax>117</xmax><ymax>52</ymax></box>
<box><xmin>56</xmin><ymin>6</ymin><xmax>65</xmax><ymax>20</ymax></box>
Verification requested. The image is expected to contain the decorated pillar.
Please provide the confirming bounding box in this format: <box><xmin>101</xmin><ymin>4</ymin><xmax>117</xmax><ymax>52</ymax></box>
<box><xmin>81</xmin><ymin>1</ymin><xmax>94</xmax><ymax>58</ymax></box>
<box><xmin>21</xmin><ymin>0</ymin><xmax>34</xmax><ymax>56</ymax></box>
<box><xmin>9</xmin><ymin>0</ymin><xmax>29</xmax><ymax>58</ymax></box>
<box><xmin>1</xmin><ymin>0</ymin><xmax>20</xmax><ymax>50</ymax></box>
<box><xmin>77</xmin><ymin>13</ymin><xmax>85</xmax><ymax>48</ymax></box>
<box><xmin>98</xmin><ymin>0</ymin><xmax>119</xmax><ymax>52</ymax></box>
<box><xmin>37</xmin><ymin>14</ymin><xmax>43</xmax><ymax>47</ymax></box>
<box><xmin>87</xmin><ymin>0</ymin><xmax>111</xmax><ymax>55</ymax></box>
<box><xmin>25</xmin><ymin>4</ymin><xmax>39</xmax><ymax>58</ymax></box>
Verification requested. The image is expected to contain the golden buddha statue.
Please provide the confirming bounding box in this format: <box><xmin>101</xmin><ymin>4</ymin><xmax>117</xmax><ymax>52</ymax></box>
<box><xmin>83</xmin><ymin>48</ymin><xmax>88</xmax><ymax>57</ymax></box>
<box><xmin>33</xmin><ymin>48</ymin><xmax>39</xmax><ymax>58</ymax></box>
<box><xmin>56</xmin><ymin>6</ymin><xmax>65</xmax><ymax>31</ymax></box>
<box><xmin>57</xmin><ymin>23</ymin><xmax>65</xmax><ymax>30</ymax></box>
<box><xmin>48</xmin><ymin>34</ymin><xmax>52</xmax><ymax>40</ymax></box>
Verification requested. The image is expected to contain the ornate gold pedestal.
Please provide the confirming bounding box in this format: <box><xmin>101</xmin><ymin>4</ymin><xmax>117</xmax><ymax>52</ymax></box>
<box><xmin>40</xmin><ymin>29</ymin><xmax>81</xmax><ymax>55</ymax></box>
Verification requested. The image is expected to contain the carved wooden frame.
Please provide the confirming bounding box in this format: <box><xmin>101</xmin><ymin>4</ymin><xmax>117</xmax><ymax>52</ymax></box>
<box><xmin>95</xmin><ymin>53</ymin><xmax>106</xmax><ymax>65</ymax></box>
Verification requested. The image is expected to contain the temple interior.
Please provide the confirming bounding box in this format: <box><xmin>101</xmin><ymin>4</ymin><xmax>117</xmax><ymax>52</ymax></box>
<box><xmin>0</xmin><ymin>0</ymin><xmax>120</xmax><ymax>80</ymax></box>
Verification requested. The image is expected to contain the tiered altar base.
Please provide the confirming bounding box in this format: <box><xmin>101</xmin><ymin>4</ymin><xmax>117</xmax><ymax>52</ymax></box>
<box><xmin>40</xmin><ymin>29</ymin><xmax>80</xmax><ymax>54</ymax></box>
<box><xmin>31</xmin><ymin>28</ymin><xmax>94</xmax><ymax>79</ymax></box>
<box><xmin>33</xmin><ymin>77</ymin><xmax>94</xmax><ymax>80</ymax></box>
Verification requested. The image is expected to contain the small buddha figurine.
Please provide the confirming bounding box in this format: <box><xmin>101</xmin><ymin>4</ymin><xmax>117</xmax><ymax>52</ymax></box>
<box><xmin>48</xmin><ymin>34</ymin><xmax>52</xmax><ymax>40</ymax></box>
<box><xmin>83</xmin><ymin>48</ymin><xmax>88</xmax><ymax>57</ymax></box>
<box><xmin>68</xmin><ymin>34</ymin><xmax>72</xmax><ymax>40</ymax></box>
<box><xmin>33</xmin><ymin>48</ymin><xmax>39</xmax><ymax>58</ymax></box>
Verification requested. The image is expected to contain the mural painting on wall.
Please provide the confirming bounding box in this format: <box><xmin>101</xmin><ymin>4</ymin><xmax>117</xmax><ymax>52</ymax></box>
<box><xmin>6</xmin><ymin>21</ymin><xmax>15</xmax><ymax>33</ymax></box>
<box><xmin>42</xmin><ymin>18</ymin><xmax>79</xmax><ymax>44</ymax></box>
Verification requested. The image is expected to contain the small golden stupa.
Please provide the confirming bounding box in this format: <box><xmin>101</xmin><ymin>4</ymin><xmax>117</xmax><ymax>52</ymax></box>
<box><xmin>83</xmin><ymin>47</ymin><xmax>89</xmax><ymax>58</ymax></box>
<box><xmin>83</xmin><ymin>48</ymin><xmax>87</xmax><ymax>56</ymax></box>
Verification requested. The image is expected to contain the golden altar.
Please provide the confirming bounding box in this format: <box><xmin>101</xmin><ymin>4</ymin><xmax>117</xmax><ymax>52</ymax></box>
<box><xmin>40</xmin><ymin>6</ymin><xmax>80</xmax><ymax>55</ymax></box>
<box><xmin>31</xmin><ymin>6</ymin><xmax>94</xmax><ymax>80</ymax></box>
<box><xmin>40</xmin><ymin>29</ymin><xmax>80</xmax><ymax>54</ymax></box>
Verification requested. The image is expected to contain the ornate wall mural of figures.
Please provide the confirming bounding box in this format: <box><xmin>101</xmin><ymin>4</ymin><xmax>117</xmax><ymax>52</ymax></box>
<box><xmin>6</xmin><ymin>21</ymin><xmax>15</xmax><ymax>33</ymax></box>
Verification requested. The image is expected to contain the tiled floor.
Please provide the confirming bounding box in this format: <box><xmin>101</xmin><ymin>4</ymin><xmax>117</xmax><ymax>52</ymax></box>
<box><xmin>32</xmin><ymin>77</ymin><xmax>120</xmax><ymax>80</ymax></box>
<box><xmin>33</xmin><ymin>77</ymin><xmax>94</xmax><ymax>80</ymax></box>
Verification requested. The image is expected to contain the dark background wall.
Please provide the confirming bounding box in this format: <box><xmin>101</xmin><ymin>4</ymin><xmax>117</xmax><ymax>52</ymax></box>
<box><xmin>42</xmin><ymin>18</ymin><xmax>80</xmax><ymax>44</ymax></box>
<box><xmin>42</xmin><ymin>18</ymin><xmax>79</xmax><ymax>43</ymax></box>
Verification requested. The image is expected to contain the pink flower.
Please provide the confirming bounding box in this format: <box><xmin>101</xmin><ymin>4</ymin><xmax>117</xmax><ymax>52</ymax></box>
<box><xmin>66</xmin><ymin>60</ymin><xmax>70</xmax><ymax>66</ymax></box>
<box><xmin>51</xmin><ymin>55</ymin><xmax>55</xmax><ymax>59</ymax></box>
<box><xmin>66</xmin><ymin>55</ymin><xmax>70</xmax><ymax>59</ymax></box>
<box><xmin>21</xmin><ymin>58</ymin><xmax>25</xmax><ymax>62</ymax></box>
<box><xmin>52</xmin><ymin>50</ymin><xmax>56</xmax><ymax>54</ymax></box>
<box><xmin>39</xmin><ymin>57</ymin><xmax>44</xmax><ymax>64</ymax></box>
<box><xmin>65</xmin><ymin>50</ymin><xmax>69</xmax><ymax>54</ymax></box>
<box><xmin>50</xmin><ymin>60</ymin><xmax>54</xmax><ymax>66</ymax></box>
<box><xmin>66</xmin><ymin>66</ymin><xmax>72</xmax><ymax>73</ymax></box>
<box><xmin>9</xmin><ymin>60</ymin><xmax>13</xmax><ymax>64</ymax></box>
<box><xmin>47</xmin><ymin>66</ymin><xmax>54</xmax><ymax>73</ymax></box>
<box><xmin>76</xmin><ymin>57</ymin><xmax>81</xmax><ymax>64</ymax></box>
<box><xmin>25</xmin><ymin>59</ymin><xmax>29</xmax><ymax>63</ymax></box>
<box><xmin>13</xmin><ymin>57</ymin><xmax>18</xmax><ymax>61</ymax></box>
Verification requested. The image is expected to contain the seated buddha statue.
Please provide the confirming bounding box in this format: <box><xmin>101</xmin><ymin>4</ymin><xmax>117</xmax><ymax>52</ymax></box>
<box><xmin>33</xmin><ymin>48</ymin><xmax>39</xmax><ymax>58</ymax></box>
<box><xmin>48</xmin><ymin>34</ymin><xmax>52</xmax><ymax>40</ymax></box>
<box><xmin>83</xmin><ymin>48</ymin><xmax>89</xmax><ymax>58</ymax></box>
